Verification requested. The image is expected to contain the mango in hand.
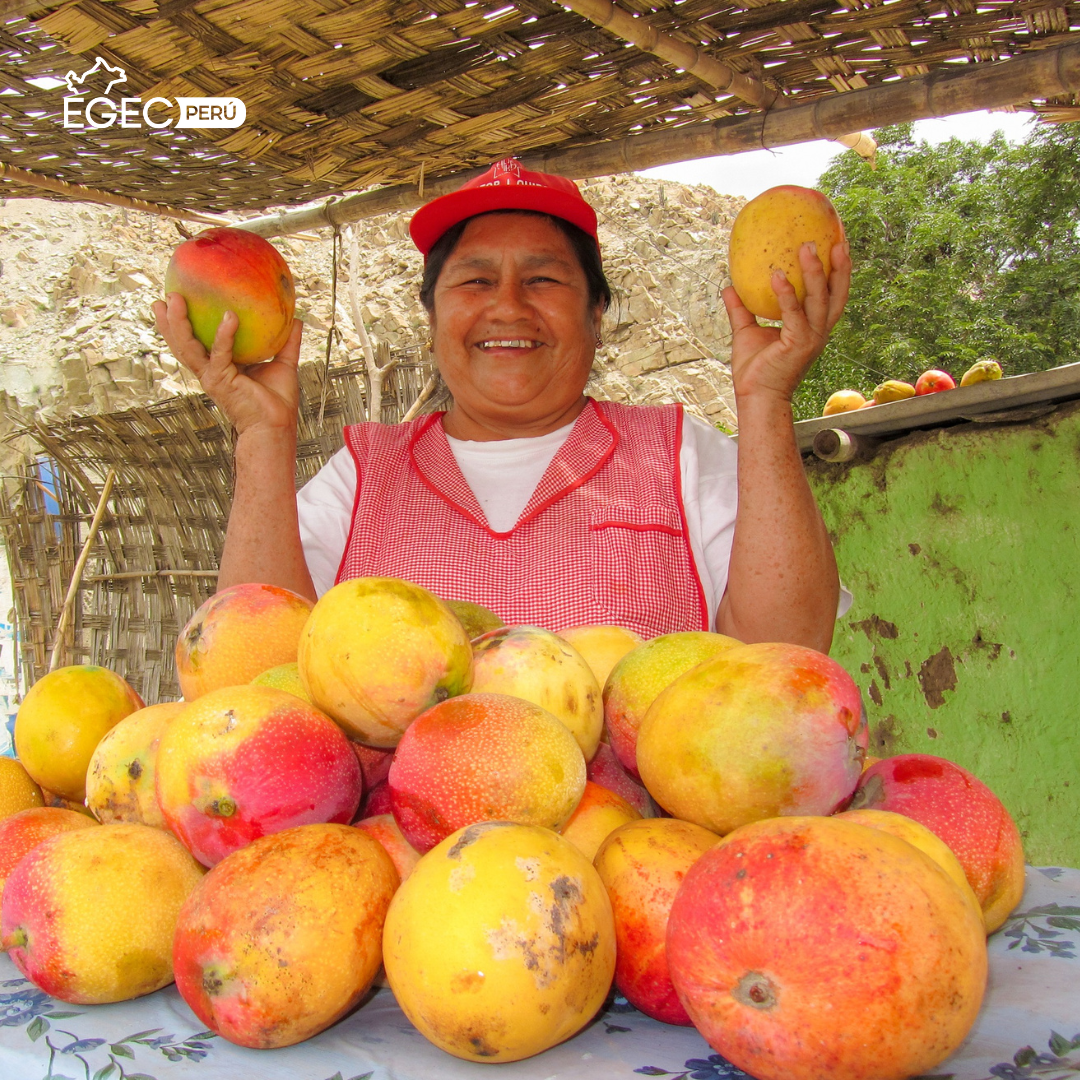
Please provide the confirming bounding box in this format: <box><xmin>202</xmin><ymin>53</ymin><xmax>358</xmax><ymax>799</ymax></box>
<box><xmin>164</xmin><ymin>227</ymin><xmax>295</xmax><ymax>366</ymax></box>
<box><xmin>728</xmin><ymin>185</ymin><xmax>844</xmax><ymax>322</ymax></box>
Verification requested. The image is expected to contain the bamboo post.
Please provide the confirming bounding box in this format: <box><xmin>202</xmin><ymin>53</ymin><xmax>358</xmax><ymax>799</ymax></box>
<box><xmin>560</xmin><ymin>0</ymin><xmax>776</xmax><ymax>109</ymax></box>
<box><xmin>237</xmin><ymin>40</ymin><xmax>1080</xmax><ymax>240</ymax></box>
<box><xmin>811</xmin><ymin>428</ymin><xmax>879</xmax><ymax>463</ymax></box>
<box><xmin>48</xmin><ymin>468</ymin><xmax>116</xmax><ymax>673</ymax></box>
<box><xmin>832</xmin><ymin>131</ymin><xmax>877</xmax><ymax>163</ymax></box>
<box><xmin>402</xmin><ymin>371</ymin><xmax>440</xmax><ymax>423</ymax></box>
<box><xmin>0</xmin><ymin>162</ymin><xmax>231</xmax><ymax>227</ymax></box>
<box><xmin>561</xmin><ymin>0</ymin><xmax>875</xmax><ymax>160</ymax></box>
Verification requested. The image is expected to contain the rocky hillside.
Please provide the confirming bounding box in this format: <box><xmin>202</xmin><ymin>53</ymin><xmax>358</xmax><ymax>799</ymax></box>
<box><xmin>0</xmin><ymin>174</ymin><xmax>744</xmax><ymax>715</ymax></box>
<box><xmin>0</xmin><ymin>173</ymin><xmax>741</xmax><ymax>465</ymax></box>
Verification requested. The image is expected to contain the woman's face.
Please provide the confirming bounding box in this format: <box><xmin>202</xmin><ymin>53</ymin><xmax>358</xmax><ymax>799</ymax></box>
<box><xmin>430</xmin><ymin>212</ymin><xmax>605</xmax><ymax>439</ymax></box>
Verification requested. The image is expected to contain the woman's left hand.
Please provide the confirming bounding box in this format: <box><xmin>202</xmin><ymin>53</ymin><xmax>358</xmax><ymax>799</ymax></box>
<box><xmin>723</xmin><ymin>239</ymin><xmax>850</xmax><ymax>404</ymax></box>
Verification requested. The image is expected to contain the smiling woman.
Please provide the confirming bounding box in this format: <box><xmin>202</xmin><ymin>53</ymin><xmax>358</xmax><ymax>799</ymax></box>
<box><xmin>426</xmin><ymin>212</ymin><xmax>605</xmax><ymax>440</ymax></box>
<box><xmin>153</xmin><ymin>157</ymin><xmax>848</xmax><ymax>649</ymax></box>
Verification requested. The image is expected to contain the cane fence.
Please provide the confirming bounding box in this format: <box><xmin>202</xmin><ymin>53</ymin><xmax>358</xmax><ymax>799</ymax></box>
<box><xmin>0</xmin><ymin>347</ymin><xmax>441</xmax><ymax>703</ymax></box>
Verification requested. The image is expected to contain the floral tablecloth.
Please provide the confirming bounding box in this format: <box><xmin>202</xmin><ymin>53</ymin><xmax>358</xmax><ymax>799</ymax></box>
<box><xmin>2</xmin><ymin>865</ymin><xmax>1078</xmax><ymax>1080</ymax></box>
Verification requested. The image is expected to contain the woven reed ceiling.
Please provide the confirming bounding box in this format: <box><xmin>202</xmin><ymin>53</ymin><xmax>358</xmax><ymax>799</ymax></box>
<box><xmin>1</xmin><ymin>0</ymin><xmax>1078</xmax><ymax>214</ymax></box>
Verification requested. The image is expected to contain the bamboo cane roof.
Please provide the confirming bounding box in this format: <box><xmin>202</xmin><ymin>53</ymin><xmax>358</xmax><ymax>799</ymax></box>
<box><xmin>1</xmin><ymin>1</ymin><xmax>1078</xmax><ymax>215</ymax></box>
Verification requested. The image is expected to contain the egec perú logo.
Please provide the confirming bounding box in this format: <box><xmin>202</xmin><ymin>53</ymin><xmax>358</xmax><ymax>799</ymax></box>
<box><xmin>61</xmin><ymin>57</ymin><xmax>245</xmax><ymax>129</ymax></box>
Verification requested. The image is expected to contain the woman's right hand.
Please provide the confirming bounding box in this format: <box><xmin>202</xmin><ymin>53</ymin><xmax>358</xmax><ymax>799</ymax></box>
<box><xmin>152</xmin><ymin>293</ymin><xmax>303</xmax><ymax>436</ymax></box>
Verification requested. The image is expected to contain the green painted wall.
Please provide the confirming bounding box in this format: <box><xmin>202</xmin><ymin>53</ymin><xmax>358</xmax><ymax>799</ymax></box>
<box><xmin>806</xmin><ymin>399</ymin><xmax>1080</xmax><ymax>867</ymax></box>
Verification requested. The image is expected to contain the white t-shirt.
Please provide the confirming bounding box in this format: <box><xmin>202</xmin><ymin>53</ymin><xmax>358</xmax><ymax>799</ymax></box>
<box><xmin>446</xmin><ymin>422</ymin><xmax>576</xmax><ymax>534</ymax></box>
<box><xmin>295</xmin><ymin>412</ymin><xmax>849</xmax><ymax>626</ymax></box>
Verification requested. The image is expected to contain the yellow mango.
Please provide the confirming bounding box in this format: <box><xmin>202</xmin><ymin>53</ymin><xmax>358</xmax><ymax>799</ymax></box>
<box><xmin>729</xmin><ymin>185</ymin><xmax>844</xmax><ymax>321</ymax></box>
<box><xmin>960</xmin><ymin>359</ymin><xmax>1003</xmax><ymax>386</ymax></box>
<box><xmin>15</xmin><ymin>666</ymin><xmax>144</xmax><ymax>802</ymax></box>
<box><xmin>383</xmin><ymin>822</ymin><xmax>616</xmax><ymax>1063</ymax></box>
<box><xmin>873</xmin><ymin>379</ymin><xmax>916</xmax><ymax>404</ymax></box>
<box><xmin>822</xmin><ymin>390</ymin><xmax>867</xmax><ymax>416</ymax></box>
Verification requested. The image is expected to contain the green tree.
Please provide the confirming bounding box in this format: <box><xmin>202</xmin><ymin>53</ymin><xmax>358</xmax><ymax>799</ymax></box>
<box><xmin>793</xmin><ymin>120</ymin><xmax>1080</xmax><ymax>421</ymax></box>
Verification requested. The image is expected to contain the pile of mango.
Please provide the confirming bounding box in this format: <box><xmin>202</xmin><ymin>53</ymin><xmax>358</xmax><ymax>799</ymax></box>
<box><xmin>823</xmin><ymin>359</ymin><xmax>1003</xmax><ymax>417</ymax></box>
<box><xmin>0</xmin><ymin>578</ymin><xmax>1025</xmax><ymax>1080</ymax></box>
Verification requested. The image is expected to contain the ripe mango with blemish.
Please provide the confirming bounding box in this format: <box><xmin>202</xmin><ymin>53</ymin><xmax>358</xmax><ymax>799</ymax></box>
<box><xmin>173</xmin><ymin>824</ymin><xmax>397</xmax><ymax>1048</ymax></box>
<box><xmin>383</xmin><ymin>821</ymin><xmax>616</xmax><ymax>1063</ymax></box>
<box><xmin>86</xmin><ymin>702</ymin><xmax>185</xmax><ymax>827</ymax></box>
<box><xmin>470</xmin><ymin>625</ymin><xmax>602</xmax><ymax>759</ymax></box>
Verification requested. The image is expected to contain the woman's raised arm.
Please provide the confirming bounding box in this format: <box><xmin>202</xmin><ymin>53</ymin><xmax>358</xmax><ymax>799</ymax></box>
<box><xmin>715</xmin><ymin>240</ymin><xmax>850</xmax><ymax>653</ymax></box>
<box><xmin>152</xmin><ymin>295</ymin><xmax>316</xmax><ymax>600</ymax></box>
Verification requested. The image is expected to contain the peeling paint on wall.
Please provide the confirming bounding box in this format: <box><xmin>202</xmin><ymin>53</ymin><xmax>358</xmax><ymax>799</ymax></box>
<box><xmin>851</xmin><ymin>615</ymin><xmax>899</xmax><ymax>641</ymax></box>
<box><xmin>917</xmin><ymin>647</ymin><xmax>957</xmax><ymax>709</ymax></box>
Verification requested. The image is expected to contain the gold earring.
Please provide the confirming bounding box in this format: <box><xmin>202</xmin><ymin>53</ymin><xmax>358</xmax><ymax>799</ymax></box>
<box><xmin>595</xmin><ymin>335</ymin><xmax>603</xmax><ymax>349</ymax></box>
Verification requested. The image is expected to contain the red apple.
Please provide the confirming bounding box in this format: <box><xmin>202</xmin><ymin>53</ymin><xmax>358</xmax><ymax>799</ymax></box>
<box><xmin>849</xmin><ymin>753</ymin><xmax>1024</xmax><ymax>931</ymax></box>
<box><xmin>915</xmin><ymin>369</ymin><xmax>956</xmax><ymax>395</ymax></box>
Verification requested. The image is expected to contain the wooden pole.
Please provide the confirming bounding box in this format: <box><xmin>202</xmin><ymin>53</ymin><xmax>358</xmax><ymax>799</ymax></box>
<box><xmin>831</xmin><ymin>131</ymin><xmax>877</xmax><ymax>161</ymax></box>
<box><xmin>0</xmin><ymin>162</ymin><xmax>231</xmax><ymax>227</ymax></box>
<box><xmin>82</xmin><ymin>569</ymin><xmax>219</xmax><ymax>582</ymax></box>
<box><xmin>238</xmin><ymin>40</ymin><xmax>1080</xmax><ymax>240</ymax></box>
<box><xmin>565</xmin><ymin>0</ymin><xmax>876</xmax><ymax>162</ymax></box>
<box><xmin>560</xmin><ymin>0</ymin><xmax>776</xmax><ymax>109</ymax></box>
<box><xmin>561</xmin><ymin>0</ymin><xmax>875</xmax><ymax>160</ymax></box>
<box><xmin>401</xmin><ymin>371</ymin><xmax>440</xmax><ymax>423</ymax></box>
<box><xmin>49</xmin><ymin>468</ymin><xmax>116</xmax><ymax>673</ymax></box>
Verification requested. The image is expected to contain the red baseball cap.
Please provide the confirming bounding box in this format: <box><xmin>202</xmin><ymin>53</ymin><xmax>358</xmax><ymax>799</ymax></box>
<box><xmin>409</xmin><ymin>158</ymin><xmax>600</xmax><ymax>256</ymax></box>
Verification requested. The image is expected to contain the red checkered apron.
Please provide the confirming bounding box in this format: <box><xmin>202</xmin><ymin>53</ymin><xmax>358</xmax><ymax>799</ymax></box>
<box><xmin>335</xmin><ymin>398</ymin><xmax>708</xmax><ymax>637</ymax></box>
